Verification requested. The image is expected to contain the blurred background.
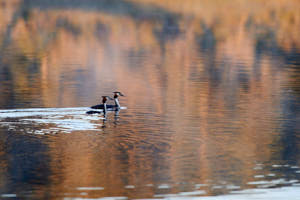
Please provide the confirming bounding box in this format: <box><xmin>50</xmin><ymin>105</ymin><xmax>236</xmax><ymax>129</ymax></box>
<box><xmin>0</xmin><ymin>0</ymin><xmax>299</xmax><ymax>199</ymax></box>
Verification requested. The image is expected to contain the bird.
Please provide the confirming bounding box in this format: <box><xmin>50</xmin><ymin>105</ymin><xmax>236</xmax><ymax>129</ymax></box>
<box><xmin>90</xmin><ymin>92</ymin><xmax>124</xmax><ymax>110</ymax></box>
<box><xmin>112</xmin><ymin>91</ymin><xmax>125</xmax><ymax>109</ymax></box>
<box><xmin>87</xmin><ymin>96</ymin><xmax>113</xmax><ymax>115</ymax></box>
<box><xmin>90</xmin><ymin>96</ymin><xmax>113</xmax><ymax>109</ymax></box>
<box><xmin>86</xmin><ymin>92</ymin><xmax>125</xmax><ymax>114</ymax></box>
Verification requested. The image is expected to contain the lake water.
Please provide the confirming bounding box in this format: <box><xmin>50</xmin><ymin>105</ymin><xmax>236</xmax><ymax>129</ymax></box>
<box><xmin>0</xmin><ymin>0</ymin><xmax>300</xmax><ymax>199</ymax></box>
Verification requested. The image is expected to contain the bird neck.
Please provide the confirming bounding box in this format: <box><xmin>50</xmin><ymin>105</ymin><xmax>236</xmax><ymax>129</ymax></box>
<box><xmin>114</xmin><ymin>98</ymin><xmax>121</xmax><ymax>108</ymax></box>
<box><xmin>103</xmin><ymin>103</ymin><xmax>107</xmax><ymax>114</ymax></box>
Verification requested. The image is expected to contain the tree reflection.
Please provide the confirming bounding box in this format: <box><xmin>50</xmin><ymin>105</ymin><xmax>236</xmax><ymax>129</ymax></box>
<box><xmin>0</xmin><ymin>0</ymin><xmax>299</xmax><ymax>198</ymax></box>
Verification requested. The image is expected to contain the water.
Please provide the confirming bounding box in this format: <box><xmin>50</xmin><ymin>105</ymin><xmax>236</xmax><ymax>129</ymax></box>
<box><xmin>0</xmin><ymin>0</ymin><xmax>300</xmax><ymax>199</ymax></box>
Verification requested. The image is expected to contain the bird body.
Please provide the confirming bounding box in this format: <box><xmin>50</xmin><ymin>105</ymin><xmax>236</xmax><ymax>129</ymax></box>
<box><xmin>87</xmin><ymin>92</ymin><xmax>125</xmax><ymax>115</ymax></box>
<box><xmin>90</xmin><ymin>104</ymin><xmax>118</xmax><ymax>109</ymax></box>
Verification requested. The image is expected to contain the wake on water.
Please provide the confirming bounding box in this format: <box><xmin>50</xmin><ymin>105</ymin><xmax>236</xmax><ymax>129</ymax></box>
<box><xmin>0</xmin><ymin>107</ymin><xmax>126</xmax><ymax>134</ymax></box>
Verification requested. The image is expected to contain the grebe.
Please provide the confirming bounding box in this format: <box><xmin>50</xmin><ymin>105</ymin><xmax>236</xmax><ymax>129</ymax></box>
<box><xmin>90</xmin><ymin>96</ymin><xmax>113</xmax><ymax>109</ymax></box>
<box><xmin>87</xmin><ymin>96</ymin><xmax>113</xmax><ymax>114</ymax></box>
<box><xmin>113</xmin><ymin>91</ymin><xmax>125</xmax><ymax>109</ymax></box>
<box><xmin>90</xmin><ymin>92</ymin><xmax>124</xmax><ymax>110</ymax></box>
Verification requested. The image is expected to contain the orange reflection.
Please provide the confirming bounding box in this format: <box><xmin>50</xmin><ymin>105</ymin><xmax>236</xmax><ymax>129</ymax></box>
<box><xmin>0</xmin><ymin>0</ymin><xmax>299</xmax><ymax>198</ymax></box>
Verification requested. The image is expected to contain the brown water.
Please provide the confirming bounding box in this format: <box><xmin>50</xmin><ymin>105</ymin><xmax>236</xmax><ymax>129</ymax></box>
<box><xmin>0</xmin><ymin>0</ymin><xmax>300</xmax><ymax>199</ymax></box>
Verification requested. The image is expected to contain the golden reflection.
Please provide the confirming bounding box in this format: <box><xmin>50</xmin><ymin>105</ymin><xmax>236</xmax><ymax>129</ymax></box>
<box><xmin>0</xmin><ymin>0</ymin><xmax>299</xmax><ymax>198</ymax></box>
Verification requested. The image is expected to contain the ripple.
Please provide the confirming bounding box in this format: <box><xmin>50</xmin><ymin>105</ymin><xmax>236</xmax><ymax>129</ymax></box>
<box><xmin>124</xmin><ymin>185</ymin><xmax>135</xmax><ymax>189</ymax></box>
<box><xmin>1</xmin><ymin>194</ymin><xmax>17</xmax><ymax>198</ymax></box>
<box><xmin>77</xmin><ymin>187</ymin><xmax>104</xmax><ymax>191</ymax></box>
<box><xmin>0</xmin><ymin>107</ymin><xmax>106</xmax><ymax>134</ymax></box>
<box><xmin>157</xmin><ymin>184</ymin><xmax>172</xmax><ymax>189</ymax></box>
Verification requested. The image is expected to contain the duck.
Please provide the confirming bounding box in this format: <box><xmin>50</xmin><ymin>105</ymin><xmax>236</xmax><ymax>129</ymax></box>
<box><xmin>90</xmin><ymin>92</ymin><xmax>124</xmax><ymax>109</ymax></box>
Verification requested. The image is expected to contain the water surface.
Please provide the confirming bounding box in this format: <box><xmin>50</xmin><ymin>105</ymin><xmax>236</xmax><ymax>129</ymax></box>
<box><xmin>0</xmin><ymin>0</ymin><xmax>300</xmax><ymax>199</ymax></box>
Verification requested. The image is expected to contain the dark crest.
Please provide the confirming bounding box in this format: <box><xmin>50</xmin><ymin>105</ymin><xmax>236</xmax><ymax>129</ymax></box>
<box><xmin>113</xmin><ymin>91</ymin><xmax>124</xmax><ymax>96</ymax></box>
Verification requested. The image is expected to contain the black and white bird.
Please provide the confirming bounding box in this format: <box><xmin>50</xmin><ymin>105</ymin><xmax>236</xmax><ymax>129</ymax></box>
<box><xmin>86</xmin><ymin>92</ymin><xmax>125</xmax><ymax>115</ymax></box>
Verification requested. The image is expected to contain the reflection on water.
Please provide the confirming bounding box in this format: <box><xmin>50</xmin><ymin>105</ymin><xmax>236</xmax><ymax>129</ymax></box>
<box><xmin>0</xmin><ymin>0</ymin><xmax>300</xmax><ymax>199</ymax></box>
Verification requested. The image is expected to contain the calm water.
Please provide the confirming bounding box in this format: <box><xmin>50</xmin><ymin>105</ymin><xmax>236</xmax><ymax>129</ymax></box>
<box><xmin>0</xmin><ymin>0</ymin><xmax>300</xmax><ymax>199</ymax></box>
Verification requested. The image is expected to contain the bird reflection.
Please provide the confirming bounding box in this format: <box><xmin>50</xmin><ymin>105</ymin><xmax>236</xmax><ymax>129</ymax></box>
<box><xmin>113</xmin><ymin>108</ymin><xmax>120</xmax><ymax>125</ymax></box>
<box><xmin>87</xmin><ymin>91</ymin><xmax>125</xmax><ymax>128</ymax></box>
<box><xmin>101</xmin><ymin>117</ymin><xmax>107</xmax><ymax>128</ymax></box>
<box><xmin>100</xmin><ymin>108</ymin><xmax>121</xmax><ymax>128</ymax></box>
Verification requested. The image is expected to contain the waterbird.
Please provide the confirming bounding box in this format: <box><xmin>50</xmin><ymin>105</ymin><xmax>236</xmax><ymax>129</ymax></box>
<box><xmin>90</xmin><ymin>92</ymin><xmax>125</xmax><ymax>110</ymax></box>
<box><xmin>113</xmin><ymin>91</ymin><xmax>125</xmax><ymax>109</ymax></box>
<box><xmin>87</xmin><ymin>92</ymin><xmax>125</xmax><ymax>114</ymax></box>
<box><xmin>90</xmin><ymin>96</ymin><xmax>114</xmax><ymax>110</ymax></box>
<box><xmin>87</xmin><ymin>96</ymin><xmax>113</xmax><ymax>115</ymax></box>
